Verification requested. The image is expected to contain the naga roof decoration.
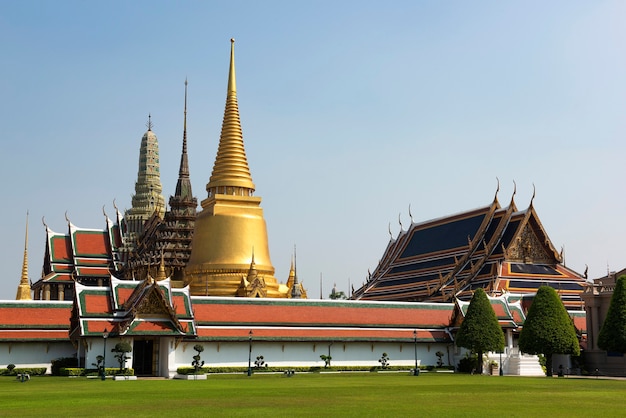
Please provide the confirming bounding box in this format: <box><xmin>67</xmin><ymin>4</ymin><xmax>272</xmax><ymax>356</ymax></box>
<box><xmin>352</xmin><ymin>190</ymin><xmax>587</xmax><ymax>309</ymax></box>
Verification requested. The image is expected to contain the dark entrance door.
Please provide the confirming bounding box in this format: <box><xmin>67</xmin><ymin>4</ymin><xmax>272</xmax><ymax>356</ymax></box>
<box><xmin>132</xmin><ymin>339</ymin><xmax>154</xmax><ymax>376</ymax></box>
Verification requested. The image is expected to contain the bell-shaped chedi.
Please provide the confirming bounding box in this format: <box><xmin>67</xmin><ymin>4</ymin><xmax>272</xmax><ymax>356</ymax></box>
<box><xmin>185</xmin><ymin>39</ymin><xmax>287</xmax><ymax>298</ymax></box>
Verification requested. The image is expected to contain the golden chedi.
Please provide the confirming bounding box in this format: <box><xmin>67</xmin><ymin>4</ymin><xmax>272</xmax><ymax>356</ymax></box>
<box><xmin>185</xmin><ymin>39</ymin><xmax>288</xmax><ymax>298</ymax></box>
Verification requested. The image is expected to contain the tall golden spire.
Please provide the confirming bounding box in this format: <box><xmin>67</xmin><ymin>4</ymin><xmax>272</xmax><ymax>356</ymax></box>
<box><xmin>16</xmin><ymin>211</ymin><xmax>32</xmax><ymax>300</ymax></box>
<box><xmin>185</xmin><ymin>39</ymin><xmax>286</xmax><ymax>298</ymax></box>
<box><xmin>206</xmin><ymin>38</ymin><xmax>255</xmax><ymax>195</ymax></box>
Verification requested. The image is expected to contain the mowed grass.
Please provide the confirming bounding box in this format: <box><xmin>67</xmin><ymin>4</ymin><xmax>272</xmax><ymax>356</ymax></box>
<box><xmin>1</xmin><ymin>372</ymin><xmax>625</xmax><ymax>417</ymax></box>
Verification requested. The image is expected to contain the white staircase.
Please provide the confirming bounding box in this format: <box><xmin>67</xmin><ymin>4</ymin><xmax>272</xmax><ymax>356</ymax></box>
<box><xmin>486</xmin><ymin>348</ymin><xmax>544</xmax><ymax>376</ymax></box>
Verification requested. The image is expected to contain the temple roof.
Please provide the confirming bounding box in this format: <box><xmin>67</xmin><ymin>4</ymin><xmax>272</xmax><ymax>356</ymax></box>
<box><xmin>0</xmin><ymin>301</ymin><xmax>72</xmax><ymax>341</ymax></box>
<box><xmin>353</xmin><ymin>191</ymin><xmax>587</xmax><ymax>309</ymax></box>
<box><xmin>191</xmin><ymin>297</ymin><xmax>454</xmax><ymax>342</ymax></box>
<box><xmin>34</xmin><ymin>217</ymin><xmax>123</xmax><ymax>290</ymax></box>
<box><xmin>70</xmin><ymin>276</ymin><xmax>195</xmax><ymax>340</ymax></box>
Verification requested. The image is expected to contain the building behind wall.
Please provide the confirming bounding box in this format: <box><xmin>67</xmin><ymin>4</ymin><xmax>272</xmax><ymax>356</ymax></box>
<box><xmin>353</xmin><ymin>189</ymin><xmax>587</xmax><ymax>310</ymax></box>
<box><xmin>582</xmin><ymin>268</ymin><xmax>626</xmax><ymax>376</ymax></box>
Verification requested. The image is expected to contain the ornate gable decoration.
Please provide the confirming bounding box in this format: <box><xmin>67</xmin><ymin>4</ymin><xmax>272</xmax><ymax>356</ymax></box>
<box><xmin>136</xmin><ymin>287</ymin><xmax>171</xmax><ymax>317</ymax></box>
<box><xmin>247</xmin><ymin>277</ymin><xmax>267</xmax><ymax>298</ymax></box>
<box><xmin>506</xmin><ymin>223</ymin><xmax>552</xmax><ymax>264</ymax></box>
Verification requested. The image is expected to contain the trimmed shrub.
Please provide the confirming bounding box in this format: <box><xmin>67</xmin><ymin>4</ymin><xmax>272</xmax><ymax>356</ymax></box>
<box><xmin>51</xmin><ymin>357</ymin><xmax>78</xmax><ymax>376</ymax></box>
<box><xmin>457</xmin><ymin>353</ymin><xmax>480</xmax><ymax>373</ymax></box>
<box><xmin>59</xmin><ymin>367</ymin><xmax>84</xmax><ymax>376</ymax></box>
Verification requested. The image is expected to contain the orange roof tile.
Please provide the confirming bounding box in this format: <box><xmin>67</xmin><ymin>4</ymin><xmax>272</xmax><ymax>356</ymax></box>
<box><xmin>192</xmin><ymin>299</ymin><xmax>453</xmax><ymax>328</ymax></box>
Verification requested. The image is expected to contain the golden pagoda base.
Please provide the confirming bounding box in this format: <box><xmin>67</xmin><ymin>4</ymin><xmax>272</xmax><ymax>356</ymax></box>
<box><xmin>185</xmin><ymin>270</ymin><xmax>289</xmax><ymax>298</ymax></box>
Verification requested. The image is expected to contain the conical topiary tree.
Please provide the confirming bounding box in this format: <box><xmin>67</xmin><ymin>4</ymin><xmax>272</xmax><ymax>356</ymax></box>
<box><xmin>519</xmin><ymin>286</ymin><xmax>580</xmax><ymax>376</ymax></box>
<box><xmin>455</xmin><ymin>288</ymin><xmax>505</xmax><ymax>374</ymax></box>
<box><xmin>598</xmin><ymin>275</ymin><xmax>626</xmax><ymax>353</ymax></box>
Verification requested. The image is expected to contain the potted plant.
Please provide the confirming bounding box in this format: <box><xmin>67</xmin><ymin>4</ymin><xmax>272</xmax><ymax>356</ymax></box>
<box><xmin>489</xmin><ymin>360</ymin><xmax>499</xmax><ymax>375</ymax></box>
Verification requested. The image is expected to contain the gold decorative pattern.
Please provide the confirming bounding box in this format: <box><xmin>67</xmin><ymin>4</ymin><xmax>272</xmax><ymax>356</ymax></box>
<box><xmin>507</xmin><ymin>223</ymin><xmax>552</xmax><ymax>264</ymax></box>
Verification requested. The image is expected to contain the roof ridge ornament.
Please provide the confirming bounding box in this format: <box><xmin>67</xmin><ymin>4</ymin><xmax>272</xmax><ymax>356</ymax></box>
<box><xmin>408</xmin><ymin>204</ymin><xmax>413</xmax><ymax>224</ymax></box>
<box><xmin>494</xmin><ymin>177</ymin><xmax>500</xmax><ymax>202</ymax></box>
<box><xmin>509</xmin><ymin>180</ymin><xmax>517</xmax><ymax>207</ymax></box>
<box><xmin>530</xmin><ymin>183</ymin><xmax>536</xmax><ymax>207</ymax></box>
<box><xmin>146</xmin><ymin>114</ymin><xmax>153</xmax><ymax>131</ymax></box>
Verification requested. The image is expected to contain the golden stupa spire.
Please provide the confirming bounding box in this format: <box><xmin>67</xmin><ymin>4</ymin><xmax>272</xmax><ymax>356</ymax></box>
<box><xmin>156</xmin><ymin>249</ymin><xmax>167</xmax><ymax>281</ymax></box>
<box><xmin>206</xmin><ymin>38</ymin><xmax>255</xmax><ymax>195</ymax></box>
<box><xmin>16</xmin><ymin>211</ymin><xmax>32</xmax><ymax>300</ymax></box>
<box><xmin>185</xmin><ymin>39</ymin><xmax>283</xmax><ymax>298</ymax></box>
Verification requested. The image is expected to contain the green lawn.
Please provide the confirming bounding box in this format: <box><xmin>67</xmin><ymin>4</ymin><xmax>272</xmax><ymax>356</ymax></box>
<box><xmin>1</xmin><ymin>372</ymin><xmax>625</xmax><ymax>417</ymax></box>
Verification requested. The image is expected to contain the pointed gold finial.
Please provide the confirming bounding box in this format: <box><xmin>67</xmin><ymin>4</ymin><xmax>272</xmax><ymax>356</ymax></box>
<box><xmin>16</xmin><ymin>211</ymin><xmax>32</xmax><ymax>300</ymax></box>
<box><xmin>156</xmin><ymin>249</ymin><xmax>167</xmax><ymax>281</ymax></box>
<box><xmin>228</xmin><ymin>38</ymin><xmax>236</xmax><ymax>94</ymax></box>
<box><xmin>206</xmin><ymin>38</ymin><xmax>255</xmax><ymax>194</ymax></box>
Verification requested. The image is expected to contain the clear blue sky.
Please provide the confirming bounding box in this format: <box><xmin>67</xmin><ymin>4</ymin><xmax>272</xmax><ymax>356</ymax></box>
<box><xmin>1</xmin><ymin>1</ymin><xmax>625</xmax><ymax>299</ymax></box>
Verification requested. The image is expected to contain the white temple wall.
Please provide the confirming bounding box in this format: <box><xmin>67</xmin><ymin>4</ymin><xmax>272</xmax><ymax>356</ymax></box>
<box><xmin>175</xmin><ymin>340</ymin><xmax>454</xmax><ymax>370</ymax></box>
<box><xmin>0</xmin><ymin>341</ymin><xmax>75</xmax><ymax>373</ymax></box>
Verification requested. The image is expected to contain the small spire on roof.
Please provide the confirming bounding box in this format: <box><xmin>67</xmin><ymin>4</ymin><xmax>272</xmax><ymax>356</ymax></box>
<box><xmin>156</xmin><ymin>248</ymin><xmax>166</xmax><ymax>281</ymax></box>
<box><xmin>147</xmin><ymin>114</ymin><xmax>153</xmax><ymax>131</ymax></box>
<box><xmin>16</xmin><ymin>211</ymin><xmax>32</xmax><ymax>300</ymax></box>
<box><xmin>291</xmin><ymin>244</ymin><xmax>302</xmax><ymax>298</ymax></box>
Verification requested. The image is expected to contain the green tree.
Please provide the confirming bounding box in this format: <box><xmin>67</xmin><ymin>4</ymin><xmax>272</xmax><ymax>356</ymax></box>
<box><xmin>329</xmin><ymin>291</ymin><xmax>347</xmax><ymax>300</ymax></box>
<box><xmin>519</xmin><ymin>285</ymin><xmax>580</xmax><ymax>376</ymax></box>
<box><xmin>455</xmin><ymin>288</ymin><xmax>504</xmax><ymax>374</ymax></box>
<box><xmin>111</xmin><ymin>341</ymin><xmax>133</xmax><ymax>374</ymax></box>
<box><xmin>598</xmin><ymin>275</ymin><xmax>626</xmax><ymax>353</ymax></box>
<box><xmin>191</xmin><ymin>344</ymin><xmax>205</xmax><ymax>374</ymax></box>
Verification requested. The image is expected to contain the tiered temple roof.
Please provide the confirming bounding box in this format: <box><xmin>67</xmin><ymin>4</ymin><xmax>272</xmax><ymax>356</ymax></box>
<box><xmin>69</xmin><ymin>276</ymin><xmax>195</xmax><ymax>342</ymax></box>
<box><xmin>352</xmin><ymin>189</ymin><xmax>587</xmax><ymax>310</ymax></box>
<box><xmin>31</xmin><ymin>215</ymin><xmax>124</xmax><ymax>300</ymax></box>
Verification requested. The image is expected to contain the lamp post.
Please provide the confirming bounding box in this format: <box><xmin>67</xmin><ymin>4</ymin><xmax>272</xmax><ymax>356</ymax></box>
<box><xmin>247</xmin><ymin>330</ymin><xmax>253</xmax><ymax>377</ymax></box>
<box><xmin>101</xmin><ymin>328</ymin><xmax>109</xmax><ymax>380</ymax></box>
<box><xmin>413</xmin><ymin>329</ymin><xmax>419</xmax><ymax>376</ymax></box>
<box><xmin>499</xmin><ymin>350</ymin><xmax>503</xmax><ymax>376</ymax></box>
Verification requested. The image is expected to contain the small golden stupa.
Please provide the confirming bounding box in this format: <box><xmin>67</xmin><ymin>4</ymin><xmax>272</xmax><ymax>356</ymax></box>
<box><xmin>15</xmin><ymin>212</ymin><xmax>32</xmax><ymax>300</ymax></box>
<box><xmin>185</xmin><ymin>39</ymin><xmax>289</xmax><ymax>298</ymax></box>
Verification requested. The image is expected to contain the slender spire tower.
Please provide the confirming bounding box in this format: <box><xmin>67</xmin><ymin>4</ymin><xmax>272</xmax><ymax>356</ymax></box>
<box><xmin>16</xmin><ymin>212</ymin><xmax>32</xmax><ymax>300</ymax></box>
<box><xmin>122</xmin><ymin>116</ymin><xmax>166</xmax><ymax>256</ymax></box>
<box><xmin>186</xmin><ymin>39</ymin><xmax>286</xmax><ymax>297</ymax></box>
<box><xmin>124</xmin><ymin>81</ymin><xmax>198</xmax><ymax>282</ymax></box>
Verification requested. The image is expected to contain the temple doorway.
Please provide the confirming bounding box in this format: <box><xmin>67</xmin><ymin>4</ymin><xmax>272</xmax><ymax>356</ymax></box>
<box><xmin>133</xmin><ymin>339</ymin><xmax>157</xmax><ymax>376</ymax></box>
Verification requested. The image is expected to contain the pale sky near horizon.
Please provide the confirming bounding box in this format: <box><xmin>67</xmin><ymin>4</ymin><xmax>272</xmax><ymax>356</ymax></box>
<box><xmin>1</xmin><ymin>1</ymin><xmax>625</xmax><ymax>300</ymax></box>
